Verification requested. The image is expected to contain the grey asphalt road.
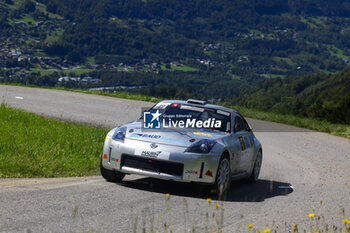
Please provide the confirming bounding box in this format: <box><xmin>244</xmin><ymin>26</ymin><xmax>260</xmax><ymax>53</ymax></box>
<box><xmin>1</xmin><ymin>85</ymin><xmax>350</xmax><ymax>233</ymax></box>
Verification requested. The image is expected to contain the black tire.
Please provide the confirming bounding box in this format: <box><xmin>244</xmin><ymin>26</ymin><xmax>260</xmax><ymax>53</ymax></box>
<box><xmin>248</xmin><ymin>150</ymin><xmax>262</xmax><ymax>183</ymax></box>
<box><xmin>213</xmin><ymin>154</ymin><xmax>231</xmax><ymax>195</ymax></box>
<box><xmin>100</xmin><ymin>156</ymin><xmax>125</xmax><ymax>183</ymax></box>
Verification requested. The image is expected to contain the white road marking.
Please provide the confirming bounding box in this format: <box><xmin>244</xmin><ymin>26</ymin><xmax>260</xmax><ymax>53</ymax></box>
<box><xmin>15</xmin><ymin>96</ymin><xmax>24</xmax><ymax>100</ymax></box>
<box><xmin>278</xmin><ymin>185</ymin><xmax>294</xmax><ymax>189</ymax></box>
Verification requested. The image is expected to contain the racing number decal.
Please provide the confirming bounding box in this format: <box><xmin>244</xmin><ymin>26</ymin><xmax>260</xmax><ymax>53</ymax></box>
<box><xmin>239</xmin><ymin>136</ymin><xmax>246</xmax><ymax>150</ymax></box>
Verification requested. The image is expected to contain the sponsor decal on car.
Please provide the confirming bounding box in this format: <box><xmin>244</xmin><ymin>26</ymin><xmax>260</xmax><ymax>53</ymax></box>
<box><xmin>162</xmin><ymin>117</ymin><xmax>221</xmax><ymax>129</ymax></box>
<box><xmin>203</xmin><ymin>155</ymin><xmax>220</xmax><ymax>158</ymax></box>
<box><xmin>154</xmin><ymin>102</ymin><xmax>171</xmax><ymax>110</ymax></box>
<box><xmin>205</xmin><ymin>170</ymin><xmax>213</xmax><ymax>177</ymax></box>
<box><xmin>129</xmin><ymin>133</ymin><xmax>161</xmax><ymax>139</ymax></box>
<box><xmin>142</xmin><ymin>106</ymin><xmax>223</xmax><ymax>130</ymax></box>
<box><xmin>185</xmin><ymin>170</ymin><xmax>198</xmax><ymax>174</ymax></box>
<box><xmin>143</xmin><ymin>110</ymin><xmax>162</xmax><ymax>129</ymax></box>
<box><xmin>129</xmin><ymin>133</ymin><xmax>188</xmax><ymax>145</ymax></box>
<box><xmin>141</xmin><ymin>151</ymin><xmax>161</xmax><ymax>158</ymax></box>
<box><xmin>134</xmin><ymin>149</ymin><xmax>170</xmax><ymax>160</ymax></box>
<box><xmin>193</xmin><ymin>132</ymin><xmax>213</xmax><ymax>137</ymax></box>
<box><xmin>111</xmin><ymin>157</ymin><xmax>119</xmax><ymax>163</ymax></box>
<box><xmin>239</xmin><ymin>136</ymin><xmax>246</xmax><ymax>150</ymax></box>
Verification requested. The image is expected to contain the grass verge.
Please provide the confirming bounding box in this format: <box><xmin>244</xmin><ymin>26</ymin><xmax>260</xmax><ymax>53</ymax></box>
<box><xmin>0</xmin><ymin>104</ymin><xmax>107</xmax><ymax>178</ymax></box>
<box><xmin>232</xmin><ymin>105</ymin><xmax>350</xmax><ymax>138</ymax></box>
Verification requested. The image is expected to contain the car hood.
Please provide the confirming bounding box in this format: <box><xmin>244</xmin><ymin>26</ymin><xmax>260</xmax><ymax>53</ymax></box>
<box><xmin>123</xmin><ymin>121</ymin><xmax>227</xmax><ymax>147</ymax></box>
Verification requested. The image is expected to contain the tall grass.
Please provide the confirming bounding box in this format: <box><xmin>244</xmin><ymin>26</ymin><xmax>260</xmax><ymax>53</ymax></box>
<box><xmin>129</xmin><ymin>195</ymin><xmax>350</xmax><ymax>233</ymax></box>
<box><xmin>0</xmin><ymin>104</ymin><xmax>107</xmax><ymax>177</ymax></box>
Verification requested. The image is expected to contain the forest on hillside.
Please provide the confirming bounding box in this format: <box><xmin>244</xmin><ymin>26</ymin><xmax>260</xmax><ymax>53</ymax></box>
<box><xmin>1</xmin><ymin>0</ymin><xmax>350</xmax><ymax>124</ymax></box>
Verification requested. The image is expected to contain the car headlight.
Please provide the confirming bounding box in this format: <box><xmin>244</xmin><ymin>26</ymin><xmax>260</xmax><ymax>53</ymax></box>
<box><xmin>112</xmin><ymin>126</ymin><xmax>127</xmax><ymax>141</ymax></box>
<box><xmin>185</xmin><ymin>139</ymin><xmax>217</xmax><ymax>153</ymax></box>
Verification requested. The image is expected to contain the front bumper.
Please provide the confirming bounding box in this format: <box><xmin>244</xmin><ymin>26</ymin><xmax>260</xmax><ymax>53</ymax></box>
<box><xmin>101</xmin><ymin>137</ymin><xmax>220</xmax><ymax>184</ymax></box>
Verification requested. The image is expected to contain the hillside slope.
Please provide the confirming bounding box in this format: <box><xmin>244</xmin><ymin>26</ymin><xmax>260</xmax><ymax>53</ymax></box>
<box><xmin>1</xmin><ymin>0</ymin><xmax>350</xmax><ymax>77</ymax></box>
<box><xmin>236</xmin><ymin>66</ymin><xmax>350</xmax><ymax>124</ymax></box>
<box><xmin>1</xmin><ymin>0</ymin><xmax>350</xmax><ymax>124</ymax></box>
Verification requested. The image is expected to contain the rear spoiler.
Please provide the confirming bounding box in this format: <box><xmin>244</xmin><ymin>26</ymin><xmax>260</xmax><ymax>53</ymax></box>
<box><xmin>187</xmin><ymin>99</ymin><xmax>207</xmax><ymax>105</ymax></box>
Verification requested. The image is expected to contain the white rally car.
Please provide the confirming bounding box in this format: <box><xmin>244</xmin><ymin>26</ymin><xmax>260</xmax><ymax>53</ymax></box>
<box><xmin>100</xmin><ymin>99</ymin><xmax>262</xmax><ymax>194</ymax></box>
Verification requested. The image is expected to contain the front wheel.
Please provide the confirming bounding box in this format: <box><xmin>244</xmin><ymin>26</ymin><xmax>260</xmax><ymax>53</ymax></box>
<box><xmin>214</xmin><ymin>155</ymin><xmax>231</xmax><ymax>195</ymax></box>
<box><xmin>100</xmin><ymin>156</ymin><xmax>125</xmax><ymax>183</ymax></box>
<box><xmin>248</xmin><ymin>150</ymin><xmax>262</xmax><ymax>183</ymax></box>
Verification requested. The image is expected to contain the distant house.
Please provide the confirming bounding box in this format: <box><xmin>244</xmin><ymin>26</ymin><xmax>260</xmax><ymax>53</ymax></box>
<box><xmin>58</xmin><ymin>76</ymin><xmax>70</xmax><ymax>82</ymax></box>
<box><xmin>81</xmin><ymin>76</ymin><xmax>100</xmax><ymax>84</ymax></box>
<box><xmin>36</xmin><ymin>21</ymin><xmax>44</xmax><ymax>27</ymax></box>
<box><xmin>14</xmin><ymin>21</ymin><xmax>26</xmax><ymax>27</ymax></box>
<box><xmin>170</xmin><ymin>61</ymin><xmax>184</xmax><ymax>67</ymax></box>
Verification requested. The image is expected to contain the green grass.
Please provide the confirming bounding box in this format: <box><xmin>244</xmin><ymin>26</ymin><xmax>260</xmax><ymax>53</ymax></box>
<box><xmin>170</xmin><ymin>65</ymin><xmax>198</xmax><ymax>72</ymax></box>
<box><xmin>33</xmin><ymin>0</ymin><xmax>63</xmax><ymax>19</ymax></box>
<box><xmin>0</xmin><ymin>104</ymin><xmax>107</xmax><ymax>178</ymax></box>
<box><xmin>8</xmin><ymin>14</ymin><xmax>36</xmax><ymax>26</ymax></box>
<box><xmin>325</xmin><ymin>44</ymin><xmax>350</xmax><ymax>61</ymax></box>
<box><xmin>4</xmin><ymin>0</ymin><xmax>24</xmax><ymax>10</ymax></box>
<box><xmin>272</xmin><ymin>56</ymin><xmax>294</xmax><ymax>66</ymax></box>
<box><xmin>86</xmin><ymin>57</ymin><xmax>96</xmax><ymax>65</ymax></box>
<box><xmin>45</xmin><ymin>29</ymin><xmax>64</xmax><ymax>44</ymax></box>
<box><xmin>160</xmin><ymin>64</ymin><xmax>198</xmax><ymax>72</ymax></box>
<box><xmin>29</xmin><ymin>68</ymin><xmax>92</xmax><ymax>76</ymax></box>
<box><xmin>249</xmin><ymin>29</ymin><xmax>262</xmax><ymax>34</ymax></box>
<box><xmin>33</xmin><ymin>50</ymin><xmax>47</xmax><ymax>57</ymax></box>
<box><xmin>300</xmin><ymin>16</ymin><xmax>318</xmax><ymax>29</ymax></box>
<box><xmin>226</xmin><ymin>70</ymin><xmax>241</xmax><ymax>80</ymax></box>
<box><xmin>260</xmin><ymin>74</ymin><xmax>285</xmax><ymax>79</ymax></box>
<box><xmin>231</xmin><ymin>105</ymin><xmax>350</xmax><ymax>138</ymax></box>
<box><xmin>312</xmin><ymin>16</ymin><xmax>327</xmax><ymax>27</ymax></box>
<box><xmin>203</xmin><ymin>50</ymin><xmax>215</xmax><ymax>57</ymax></box>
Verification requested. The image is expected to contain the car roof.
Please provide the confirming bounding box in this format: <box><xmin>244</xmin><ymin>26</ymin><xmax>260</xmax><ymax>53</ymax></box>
<box><xmin>159</xmin><ymin>99</ymin><xmax>238</xmax><ymax>114</ymax></box>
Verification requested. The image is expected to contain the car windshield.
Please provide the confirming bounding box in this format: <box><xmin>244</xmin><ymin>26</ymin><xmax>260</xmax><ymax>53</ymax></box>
<box><xmin>149</xmin><ymin>102</ymin><xmax>231</xmax><ymax>132</ymax></box>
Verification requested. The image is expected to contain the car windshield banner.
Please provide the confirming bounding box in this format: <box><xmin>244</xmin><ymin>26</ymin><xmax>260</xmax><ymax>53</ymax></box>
<box><xmin>142</xmin><ymin>103</ymin><xmax>231</xmax><ymax>132</ymax></box>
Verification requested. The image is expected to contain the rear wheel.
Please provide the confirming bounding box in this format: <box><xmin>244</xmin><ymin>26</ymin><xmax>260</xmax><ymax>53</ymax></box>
<box><xmin>100</xmin><ymin>156</ymin><xmax>125</xmax><ymax>183</ymax></box>
<box><xmin>248</xmin><ymin>150</ymin><xmax>262</xmax><ymax>183</ymax></box>
<box><xmin>214</xmin><ymin>154</ymin><xmax>231</xmax><ymax>195</ymax></box>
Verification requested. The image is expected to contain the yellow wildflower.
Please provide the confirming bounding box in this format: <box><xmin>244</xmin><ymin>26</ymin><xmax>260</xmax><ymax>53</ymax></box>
<box><xmin>293</xmin><ymin>224</ymin><xmax>297</xmax><ymax>231</ymax></box>
<box><xmin>257</xmin><ymin>230</ymin><xmax>261</xmax><ymax>233</ymax></box>
<box><xmin>308</xmin><ymin>213</ymin><xmax>315</xmax><ymax>218</ymax></box>
<box><xmin>264</xmin><ymin>228</ymin><xmax>270</xmax><ymax>233</ymax></box>
<box><xmin>215</xmin><ymin>204</ymin><xmax>220</xmax><ymax>208</ymax></box>
<box><xmin>165</xmin><ymin>193</ymin><xmax>170</xmax><ymax>199</ymax></box>
<box><xmin>248</xmin><ymin>224</ymin><xmax>252</xmax><ymax>228</ymax></box>
<box><xmin>342</xmin><ymin>218</ymin><xmax>349</xmax><ymax>224</ymax></box>
<box><xmin>316</xmin><ymin>230</ymin><xmax>320</xmax><ymax>233</ymax></box>
<box><xmin>206</xmin><ymin>198</ymin><xmax>212</xmax><ymax>203</ymax></box>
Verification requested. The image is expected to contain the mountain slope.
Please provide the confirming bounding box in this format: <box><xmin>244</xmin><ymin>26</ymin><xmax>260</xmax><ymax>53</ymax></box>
<box><xmin>1</xmin><ymin>0</ymin><xmax>350</xmax><ymax>124</ymax></box>
<box><xmin>34</xmin><ymin>0</ymin><xmax>350</xmax><ymax>75</ymax></box>
<box><xmin>236</xmin><ymin>66</ymin><xmax>350</xmax><ymax>124</ymax></box>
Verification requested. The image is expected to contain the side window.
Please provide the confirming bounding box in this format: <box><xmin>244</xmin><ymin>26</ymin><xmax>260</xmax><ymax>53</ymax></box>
<box><xmin>234</xmin><ymin>116</ymin><xmax>244</xmax><ymax>133</ymax></box>
<box><xmin>242</xmin><ymin>117</ymin><xmax>251</xmax><ymax>132</ymax></box>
